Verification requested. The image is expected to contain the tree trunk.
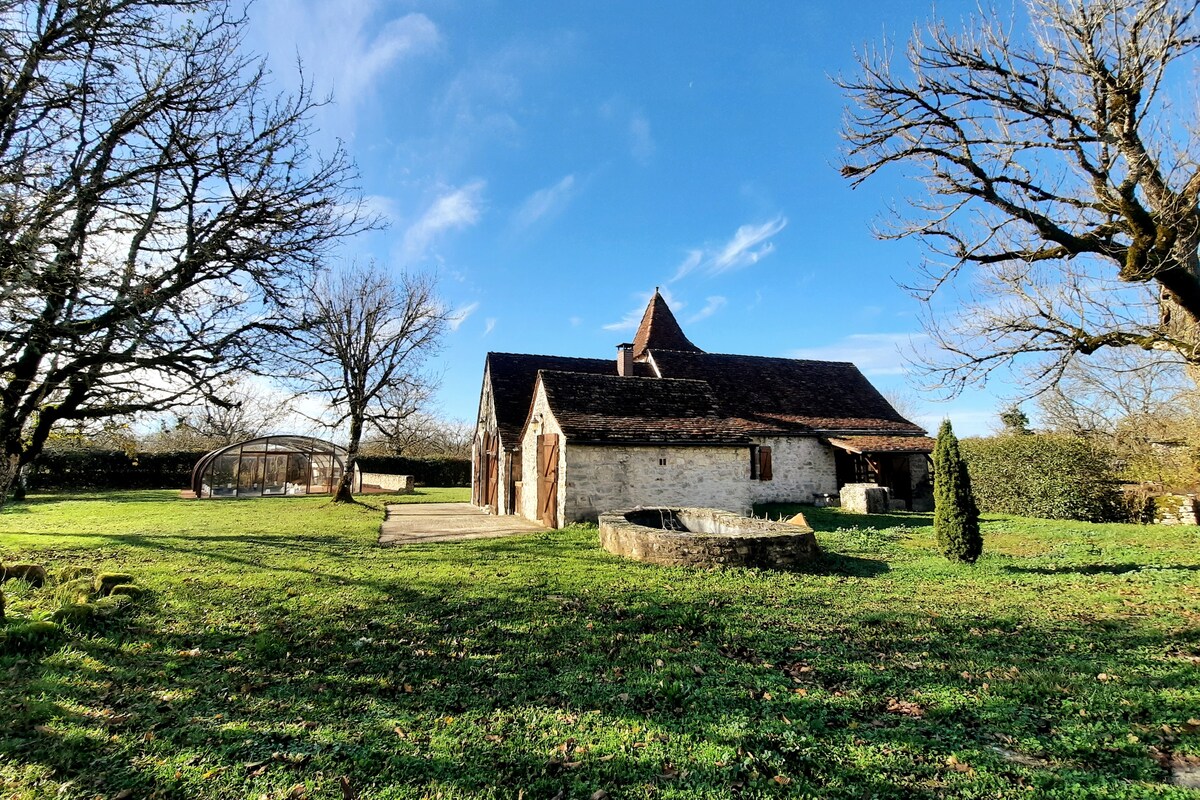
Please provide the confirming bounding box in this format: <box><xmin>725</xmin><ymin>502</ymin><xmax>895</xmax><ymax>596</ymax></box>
<box><xmin>0</xmin><ymin>450</ymin><xmax>20</xmax><ymax>508</ymax></box>
<box><xmin>334</xmin><ymin>415</ymin><xmax>363</xmax><ymax>503</ymax></box>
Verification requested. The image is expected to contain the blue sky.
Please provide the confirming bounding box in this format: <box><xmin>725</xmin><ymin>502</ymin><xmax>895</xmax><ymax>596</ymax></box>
<box><xmin>247</xmin><ymin>0</ymin><xmax>1007</xmax><ymax>437</ymax></box>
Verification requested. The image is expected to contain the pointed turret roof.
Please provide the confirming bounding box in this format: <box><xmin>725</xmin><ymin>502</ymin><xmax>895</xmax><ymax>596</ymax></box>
<box><xmin>631</xmin><ymin>289</ymin><xmax>703</xmax><ymax>359</ymax></box>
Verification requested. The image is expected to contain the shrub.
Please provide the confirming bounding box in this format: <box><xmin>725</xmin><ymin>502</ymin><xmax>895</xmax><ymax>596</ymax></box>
<box><xmin>960</xmin><ymin>434</ymin><xmax>1121</xmax><ymax>521</ymax></box>
<box><xmin>933</xmin><ymin>420</ymin><xmax>982</xmax><ymax>563</ymax></box>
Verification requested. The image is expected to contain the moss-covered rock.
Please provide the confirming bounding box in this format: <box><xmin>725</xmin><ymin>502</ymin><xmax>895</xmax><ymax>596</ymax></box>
<box><xmin>91</xmin><ymin>595</ymin><xmax>131</xmax><ymax>617</ymax></box>
<box><xmin>107</xmin><ymin>584</ymin><xmax>143</xmax><ymax>600</ymax></box>
<box><xmin>94</xmin><ymin>573</ymin><xmax>134</xmax><ymax>596</ymax></box>
<box><xmin>52</xmin><ymin>603</ymin><xmax>97</xmax><ymax>624</ymax></box>
<box><xmin>56</xmin><ymin>578</ymin><xmax>95</xmax><ymax>605</ymax></box>
<box><xmin>0</xmin><ymin>620</ymin><xmax>62</xmax><ymax>653</ymax></box>
<box><xmin>56</xmin><ymin>565</ymin><xmax>95</xmax><ymax>584</ymax></box>
<box><xmin>3</xmin><ymin>564</ymin><xmax>47</xmax><ymax>587</ymax></box>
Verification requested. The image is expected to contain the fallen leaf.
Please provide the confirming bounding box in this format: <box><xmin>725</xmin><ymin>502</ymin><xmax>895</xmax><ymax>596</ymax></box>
<box><xmin>886</xmin><ymin>698</ymin><xmax>926</xmax><ymax>718</ymax></box>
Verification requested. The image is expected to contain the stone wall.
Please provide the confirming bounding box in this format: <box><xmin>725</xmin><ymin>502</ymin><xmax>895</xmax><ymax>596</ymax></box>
<box><xmin>749</xmin><ymin>436</ymin><xmax>838</xmax><ymax>505</ymax></box>
<box><xmin>565</xmin><ymin>443</ymin><xmax>753</xmax><ymax>523</ymax></box>
<box><xmin>598</xmin><ymin>507</ymin><xmax>819</xmax><ymax>569</ymax></box>
<box><xmin>359</xmin><ymin>473</ymin><xmax>414</xmax><ymax>493</ymax></box>
<box><xmin>1153</xmin><ymin>494</ymin><xmax>1199</xmax><ymax>525</ymax></box>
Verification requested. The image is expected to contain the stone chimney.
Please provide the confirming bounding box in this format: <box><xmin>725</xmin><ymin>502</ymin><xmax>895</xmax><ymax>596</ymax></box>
<box><xmin>617</xmin><ymin>343</ymin><xmax>634</xmax><ymax>376</ymax></box>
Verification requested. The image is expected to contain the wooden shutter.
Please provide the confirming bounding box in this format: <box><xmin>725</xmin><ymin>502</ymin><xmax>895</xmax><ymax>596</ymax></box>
<box><xmin>759</xmin><ymin>446</ymin><xmax>773</xmax><ymax>481</ymax></box>
<box><xmin>486</xmin><ymin>432</ymin><xmax>499</xmax><ymax>512</ymax></box>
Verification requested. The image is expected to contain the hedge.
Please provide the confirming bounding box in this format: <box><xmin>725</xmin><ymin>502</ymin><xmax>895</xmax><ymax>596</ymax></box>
<box><xmin>959</xmin><ymin>434</ymin><xmax>1121</xmax><ymax>522</ymax></box>
<box><xmin>26</xmin><ymin>449</ymin><xmax>207</xmax><ymax>491</ymax></box>
<box><xmin>26</xmin><ymin>449</ymin><xmax>471</xmax><ymax>491</ymax></box>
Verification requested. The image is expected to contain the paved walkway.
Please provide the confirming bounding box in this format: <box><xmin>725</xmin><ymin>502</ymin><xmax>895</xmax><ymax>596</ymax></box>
<box><xmin>379</xmin><ymin>502</ymin><xmax>544</xmax><ymax>545</ymax></box>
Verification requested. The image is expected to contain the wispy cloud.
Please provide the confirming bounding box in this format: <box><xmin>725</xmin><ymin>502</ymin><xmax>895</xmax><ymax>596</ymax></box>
<box><xmin>790</xmin><ymin>333</ymin><xmax>927</xmax><ymax>377</ymax></box>
<box><xmin>600</xmin><ymin>98</ymin><xmax>656</xmax><ymax>165</ymax></box>
<box><xmin>254</xmin><ymin>3</ymin><xmax>440</xmax><ymax>126</ymax></box>
<box><xmin>628</xmin><ymin>113</ymin><xmax>655</xmax><ymax>165</ymax></box>
<box><xmin>448</xmin><ymin>301</ymin><xmax>480</xmax><ymax>331</ymax></box>
<box><xmin>402</xmin><ymin>180</ymin><xmax>486</xmax><ymax>262</ymax></box>
<box><xmin>513</xmin><ymin>174</ymin><xmax>576</xmax><ymax>230</ymax></box>
<box><xmin>671</xmin><ymin>215</ymin><xmax>788</xmax><ymax>281</ymax></box>
<box><xmin>687</xmin><ymin>296</ymin><xmax>727</xmax><ymax>323</ymax></box>
<box><xmin>483</xmin><ymin>318</ymin><xmax>496</xmax><ymax>336</ymax></box>
<box><xmin>603</xmin><ymin>289</ymin><xmax>685</xmax><ymax>332</ymax></box>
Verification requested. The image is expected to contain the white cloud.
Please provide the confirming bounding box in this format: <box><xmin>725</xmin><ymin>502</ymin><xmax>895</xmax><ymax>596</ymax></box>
<box><xmin>402</xmin><ymin>180</ymin><xmax>486</xmax><ymax>262</ymax></box>
<box><xmin>253</xmin><ymin>3</ymin><xmax>439</xmax><ymax>127</ymax></box>
<box><xmin>671</xmin><ymin>215</ymin><xmax>788</xmax><ymax>281</ymax></box>
<box><xmin>513</xmin><ymin>174</ymin><xmax>576</xmax><ymax>230</ymax></box>
<box><xmin>687</xmin><ymin>296</ymin><xmax>727</xmax><ymax>323</ymax></box>
<box><xmin>628</xmin><ymin>114</ymin><xmax>655</xmax><ymax>164</ymax></box>
<box><xmin>710</xmin><ymin>216</ymin><xmax>787</xmax><ymax>274</ymax></box>
<box><xmin>790</xmin><ymin>333</ymin><xmax>927</xmax><ymax>377</ymax></box>
<box><xmin>603</xmin><ymin>288</ymin><xmax>685</xmax><ymax>332</ymax></box>
<box><xmin>448</xmin><ymin>301</ymin><xmax>480</xmax><ymax>331</ymax></box>
<box><xmin>483</xmin><ymin>318</ymin><xmax>496</xmax><ymax>336</ymax></box>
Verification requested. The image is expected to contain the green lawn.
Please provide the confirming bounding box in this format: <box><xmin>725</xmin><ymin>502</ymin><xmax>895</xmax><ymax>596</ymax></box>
<box><xmin>1</xmin><ymin>491</ymin><xmax>1199</xmax><ymax>799</ymax></box>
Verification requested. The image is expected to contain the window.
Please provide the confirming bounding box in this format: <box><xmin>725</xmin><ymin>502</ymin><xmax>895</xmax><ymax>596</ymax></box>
<box><xmin>658</xmin><ymin>457</ymin><xmax>667</xmax><ymax>466</ymax></box>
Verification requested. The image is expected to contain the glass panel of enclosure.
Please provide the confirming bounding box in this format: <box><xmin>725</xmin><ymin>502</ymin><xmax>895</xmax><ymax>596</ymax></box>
<box><xmin>192</xmin><ymin>436</ymin><xmax>354</xmax><ymax>498</ymax></box>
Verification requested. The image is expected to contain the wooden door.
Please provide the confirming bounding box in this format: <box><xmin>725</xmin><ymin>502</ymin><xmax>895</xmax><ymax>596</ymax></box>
<box><xmin>485</xmin><ymin>432</ymin><xmax>499</xmax><ymax>513</ymax></box>
<box><xmin>472</xmin><ymin>433</ymin><xmax>483</xmax><ymax>505</ymax></box>
<box><xmin>536</xmin><ymin>434</ymin><xmax>559</xmax><ymax>528</ymax></box>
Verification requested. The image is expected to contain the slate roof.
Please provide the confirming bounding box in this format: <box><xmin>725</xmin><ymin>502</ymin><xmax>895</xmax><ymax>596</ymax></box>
<box><xmin>649</xmin><ymin>350</ymin><xmax>926</xmax><ymax>435</ymax></box>
<box><xmin>537</xmin><ymin>371</ymin><xmax>750</xmax><ymax>444</ymax></box>
<box><xmin>631</xmin><ymin>290</ymin><xmax>702</xmax><ymax>359</ymax></box>
<box><xmin>483</xmin><ymin>294</ymin><xmax>926</xmax><ymax>448</ymax></box>
<box><xmin>485</xmin><ymin>352</ymin><xmax>655</xmax><ymax>443</ymax></box>
<box><xmin>827</xmin><ymin>435</ymin><xmax>937</xmax><ymax>454</ymax></box>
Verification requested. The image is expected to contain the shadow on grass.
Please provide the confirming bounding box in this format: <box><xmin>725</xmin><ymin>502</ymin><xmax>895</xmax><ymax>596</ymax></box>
<box><xmin>1004</xmin><ymin>562</ymin><xmax>1200</xmax><ymax>576</ymax></box>
<box><xmin>2</xmin><ymin>566</ymin><xmax>1193</xmax><ymax>799</ymax></box>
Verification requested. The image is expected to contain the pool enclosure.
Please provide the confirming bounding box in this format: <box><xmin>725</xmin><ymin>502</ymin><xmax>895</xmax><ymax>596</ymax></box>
<box><xmin>190</xmin><ymin>435</ymin><xmax>360</xmax><ymax>498</ymax></box>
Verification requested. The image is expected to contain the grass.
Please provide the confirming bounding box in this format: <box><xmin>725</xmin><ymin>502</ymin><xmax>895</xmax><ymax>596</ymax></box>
<box><xmin>0</xmin><ymin>492</ymin><xmax>1198</xmax><ymax>799</ymax></box>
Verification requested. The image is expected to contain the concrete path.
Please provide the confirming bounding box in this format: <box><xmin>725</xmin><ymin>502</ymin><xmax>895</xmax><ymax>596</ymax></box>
<box><xmin>379</xmin><ymin>502</ymin><xmax>544</xmax><ymax>545</ymax></box>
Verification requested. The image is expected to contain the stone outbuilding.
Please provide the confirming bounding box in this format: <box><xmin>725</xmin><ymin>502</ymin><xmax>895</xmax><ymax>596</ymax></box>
<box><xmin>472</xmin><ymin>291</ymin><xmax>934</xmax><ymax>527</ymax></box>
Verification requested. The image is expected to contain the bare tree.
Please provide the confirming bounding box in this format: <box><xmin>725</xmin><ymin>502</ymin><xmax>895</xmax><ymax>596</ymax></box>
<box><xmin>143</xmin><ymin>376</ymin><xmax>296</xmax><ymax>450</ymax></box>
<box><xmin>1036</xmin><ymin>347</ymin><xmax>1192</xmax><ymax>434</ymax></box>
<box><xmin>839</xmin><ymin>0</ymin><xmax>1200</xmax><ymax>395</ymax></box>
<box><xmin>366</xmin><ymin>413</ymin><xmax>473</xmax><ymax>458</ymax></box>
<box><xmin>286</xmin><ymin>264</ymin><xmax>447</xmax><ymax>502</ymax></box>
<box><xmin>0</xmin><ymin>0</ymin><xmax>367</xmax><ymax>504</ymax></box>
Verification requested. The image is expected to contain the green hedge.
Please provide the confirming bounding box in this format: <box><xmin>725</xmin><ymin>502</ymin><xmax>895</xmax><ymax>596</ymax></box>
<box><xmin>356</xmin><ymin>455</ymin><xmax>470</xmax><ymax>487</ymax></box>
<box><xmin>26</xmin><ymin>450</ymin><xmax>472</xmax><ymax>491</ymax></box>
<box><xmin>959</xmin><ymin>434</ymin><xmax>1121</xmax><ymax>522</ymax></box>
<box><xmin>26</xmin><ymin>449</ymin><xmax>207</xmax><ymax>491</ymax></box>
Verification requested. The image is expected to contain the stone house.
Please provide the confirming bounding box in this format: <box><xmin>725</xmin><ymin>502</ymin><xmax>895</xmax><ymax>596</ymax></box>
<box><xmin>472</xmin><ymin>291</ymin><xmax>935</xmax><ymax>527</ymax></box>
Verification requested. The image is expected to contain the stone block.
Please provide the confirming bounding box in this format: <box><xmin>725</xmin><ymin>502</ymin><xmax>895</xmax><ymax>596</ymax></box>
<box><xmin>840</xmin><ymin>483</ymin><xmax>889</xmax><ymax>514</ymax></box>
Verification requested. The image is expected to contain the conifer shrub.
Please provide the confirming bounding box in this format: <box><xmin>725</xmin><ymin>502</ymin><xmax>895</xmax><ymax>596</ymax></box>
<box><xmin>933</xmin><ymin>420</ymin><xmax>983</xmax><ymax>563</ymax></box>
<box><xmin>959</xmin><ymin>434</ymin><xmax>1120</xmax><ymax>521</ymax></box>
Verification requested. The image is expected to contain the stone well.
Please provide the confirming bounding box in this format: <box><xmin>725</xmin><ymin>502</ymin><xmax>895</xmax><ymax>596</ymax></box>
<box><xmin>597</xmin><ymin>507</ymin><xmax>819</xmax><ymax>569</ymax></box>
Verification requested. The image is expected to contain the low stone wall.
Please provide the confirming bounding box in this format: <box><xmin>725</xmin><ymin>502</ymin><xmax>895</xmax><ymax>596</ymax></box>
<box><xmin>598</xmin><ymin>507</ymin><xmax>819</xmax><ymax>570</ymax></box>
<box><xmin>1153</xmin><ymin>494</ymin><xmax>1199</xmax><ymax>526</ymax></box>
<box><xmin>360</xmin><ymin>473</ymin><xmax>415</xmax><ymax>494</ymax></box>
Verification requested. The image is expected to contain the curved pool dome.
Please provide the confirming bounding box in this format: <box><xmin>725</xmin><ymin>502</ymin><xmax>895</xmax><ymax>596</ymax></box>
<box><xmin>190</xmin><ymin>435</ymin><xmax>361</xmax><ymax>499</ymax></box>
